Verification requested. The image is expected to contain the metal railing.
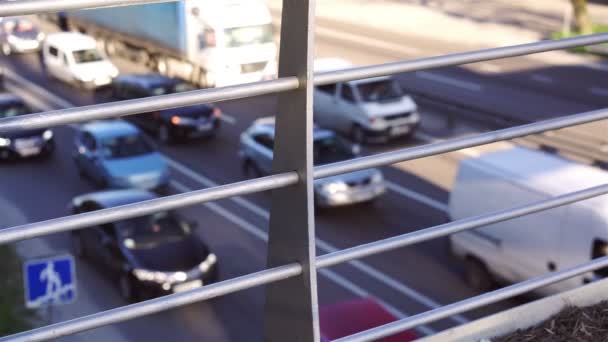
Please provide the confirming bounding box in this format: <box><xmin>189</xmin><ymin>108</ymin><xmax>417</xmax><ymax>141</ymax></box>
<box><xmin>0</xmin><ymin>0</ymin><xmax>607</xmax><ymax>341</ymax></box>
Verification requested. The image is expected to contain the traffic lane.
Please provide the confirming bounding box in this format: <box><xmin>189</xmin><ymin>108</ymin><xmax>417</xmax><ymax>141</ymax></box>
<box><xmin>0</xmin><ymin>128</ymin><xmax>268</xmax><ymax>341</ymax></box>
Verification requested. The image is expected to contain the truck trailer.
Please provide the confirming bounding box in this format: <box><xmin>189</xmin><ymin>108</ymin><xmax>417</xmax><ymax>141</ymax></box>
<box><xmin>59</xmin><ymin>0</ymin><xmax>277</xmax><ymax>87</ymax></box>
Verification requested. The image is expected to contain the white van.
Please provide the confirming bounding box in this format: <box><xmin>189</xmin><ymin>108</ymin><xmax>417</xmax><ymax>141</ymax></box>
<box><xmin>449</xmin><ymin>147</ymin><xmax>608</xmax><ymax>295</ymax></box>
<box><xmin>313</xmin><ymin>58</ymin><xmax>420</xmax><ymax>143</ymax></box>
<box><xmin>42</xmin><ymin>32</ymin><xmax>119</xmax><ymax>89</ymax></box>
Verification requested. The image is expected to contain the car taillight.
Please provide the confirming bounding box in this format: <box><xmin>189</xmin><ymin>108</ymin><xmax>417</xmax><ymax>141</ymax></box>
<box><xmin>213</xmin><ymin>107</ymin><xmax>222</xmax><ymax>118</ymax></box>
<box><xmin>171</xmin><ymin>116</ymin><xmax>181</xmax><ymax>125</ymax></box>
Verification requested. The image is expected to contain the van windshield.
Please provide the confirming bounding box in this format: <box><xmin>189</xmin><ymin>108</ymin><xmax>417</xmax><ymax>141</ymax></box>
<box><xmin>224</xmin><ymin>24</ymin><xmax>273</xmax><ymax>48</ymax></box>
<box><xmin>72</xmin><ymin>49</ymin><xmax>104</xmax><ymax>64</ymax></box>
<box><xmin>356</xmin><ymin>79</ymin><xmax>404</xmax><ymax>103</ymax></box>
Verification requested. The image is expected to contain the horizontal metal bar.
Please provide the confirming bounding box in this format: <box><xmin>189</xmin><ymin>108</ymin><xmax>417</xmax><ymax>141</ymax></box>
<box><xmin>317</xmin><ymin>183</ymin><xmax>608</xmax><ymax>268</ymax></box>
<box><xmin>336</xmin><ymin>255</ymin><xmax>608</xmax><ymax>342</ymax></box>
<box><xmin>315</xmin><ymin>33</ymin><xmax>608</xmax><ymax>85</ymax></box>
<box><xmin>0</xmin><ymin>77</ymin><xmax>299</xmax><ymax>134</ymax></box>
<box><xmin>315</xmin><ymin>107</ymin><xmax>608</xmax><ymax>179</ymax></box>
<box><xmin>0</xmin><ymin>0</ymin><xmax>177</xmax><ymax>17</ymax></box>
<box><xmin>0</xmin><ymin>172</ymin><xmax>298</xmax><ymax>245</ymax></box>
<box><xmin>0</xmin><ymin>263</ymin><xmax>302</xmax><ymax>342</ymax></box>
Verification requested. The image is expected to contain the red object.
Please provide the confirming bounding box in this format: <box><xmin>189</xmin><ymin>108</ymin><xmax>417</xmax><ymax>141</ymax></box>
<box><xmin>319</xmin><ymin>298</ymin><xmax>417</xmax><ymax>342</ymax></box>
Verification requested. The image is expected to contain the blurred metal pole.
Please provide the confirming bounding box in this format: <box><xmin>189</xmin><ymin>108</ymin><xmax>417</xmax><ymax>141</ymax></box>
<box><xmin>263</xmin><ymin>0</ymin><xmax>319</xmax><ymax>341</ymax></box>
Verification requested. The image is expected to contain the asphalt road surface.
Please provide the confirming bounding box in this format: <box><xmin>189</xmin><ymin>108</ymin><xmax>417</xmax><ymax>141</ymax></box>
<box><xmin>1</xmin><ymin>16</ymin><xmax>606</xmax><ymax>341</ymax></box>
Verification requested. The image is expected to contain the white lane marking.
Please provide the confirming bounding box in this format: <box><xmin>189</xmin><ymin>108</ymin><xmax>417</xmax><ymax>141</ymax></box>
<box><xmin>415</xmin><ymin>71</ymin><xmax>483</xmax><ymax>92</ymax></box>
<box><xmin>219</xmin><ymin>113</ymin><xmax>237</xmax><ymax>125</ymax></box>
<box><xmin>315</xmin><ymin>25</ymin><xmax>421</xmax><ymax>55</ymax></box>
<box><xmin>170</xmin><ymin>180</ymin><xmax>436</xmax><ymax>336</ymax></box>
<box><xmin>530</xmin><ymin>74</ymin><xmax>554</xmax><ymax>84</ymax></box>
<box><xmin>166</xmin><ymin>157</ymin><xmax>468</xmax><ymax>325</ymax></box>
<box><xmin>384</xmin><ymin>181</ymin><xmax>448</xmax><ymax>213</ymax></box>
<box><xmin>589</xmin><ymin>86</ymin><xmax>608</xmax><ymax>97</ymax></box>
<box><xmin>10</xmin><ymin>70</ymin><xmax>468</xmax><ymax>327</ymax></box>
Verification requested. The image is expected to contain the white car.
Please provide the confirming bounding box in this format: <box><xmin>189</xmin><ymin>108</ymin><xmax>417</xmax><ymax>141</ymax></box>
<box><xmin>314</xmin><ymin>58</ymin><xmax>420</xmax><ymax>143</ymax></box>
<box><xmin>42</xmin><ymin>32</ymin><xmax>119</xmax><ymax>89</ymax></box>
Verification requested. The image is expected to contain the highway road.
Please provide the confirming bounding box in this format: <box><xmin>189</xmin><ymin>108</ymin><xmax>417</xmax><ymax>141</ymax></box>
<box><xmin>1</xmin><ymin>15</ymin><xmax>606</xmax><ymax>341</ymax></box>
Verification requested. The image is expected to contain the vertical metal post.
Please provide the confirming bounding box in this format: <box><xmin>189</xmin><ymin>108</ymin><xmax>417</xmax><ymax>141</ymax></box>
<box><xmin>263</xmin><ymin>0</ymin><xmax>319</xmax><ymax>341</ymax></box>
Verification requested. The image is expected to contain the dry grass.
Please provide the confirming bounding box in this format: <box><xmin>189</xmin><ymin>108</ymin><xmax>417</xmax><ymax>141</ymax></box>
<box><xmin>495</xmin><ymin>301</ymin><xmax>608</xmax><ymax>342</ymax></box>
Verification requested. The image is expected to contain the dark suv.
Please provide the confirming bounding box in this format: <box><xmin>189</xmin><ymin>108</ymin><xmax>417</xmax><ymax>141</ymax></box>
<box><xmin>0</xmin><ymin>93</ymin><xmax>54</xmax><ymax>159</ymax></box>
<box><xmin>111</xmin><ymin>74</ymin><xmax>222</xmax><ymax>143</ymax></box>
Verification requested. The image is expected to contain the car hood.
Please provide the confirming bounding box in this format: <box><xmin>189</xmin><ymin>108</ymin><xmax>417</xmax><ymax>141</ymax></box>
<box><xmin>2</xmin><ymin>128</ymin><xmax>44</xmax><ymax>139</ymax></box>
<box><xmin>360</xmin><ymin>96</ymin><xmax>417</xmax><ymax>118</ymax></box>
<box><xmin>315</xmin><ymin>168</ymin><xmax>380</xmax><ymax>187</ymax></box>
<box><xmin>71</xmin><ymin>60</ymin><xmax>116</xmax><ymax>78</ymax></box>
<box><xmin>103</xmin><ymin>153</ymin><xmax>167</xmax><ymax>179</ymax></box>
<box><xmin>128</xmin><ymin>237</ymin><xmax>209</xmax><ymax>271</ymax></box>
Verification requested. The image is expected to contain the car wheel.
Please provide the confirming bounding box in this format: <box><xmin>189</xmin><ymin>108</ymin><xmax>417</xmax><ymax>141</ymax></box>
<box><xmin>119</xmin><ymin>274</ymin><xmax>136</xmax><ymax>302</ymax></box>
<box><xmin>158</xmin><ymin>124</ymin><xmax>173</xmax><ymax>144</ymax></box>
<box><xmin>465</xmin><ymin>256</ymin><xmax>494</xmax><ymax>292</ymax></box>
<box><xmin>351</xmin><ymin>125</ymin><xmax>366</xmax><ymax>144</ymax></box>
<box><xmin>1</xmin><ymin>43</ymin><xmax>11</xmax><ymax>56</ymax></box>
<box><xmin>71</xmin><ymin>232</ymin><xmax>86</xmax><ymax>258</ymax></box>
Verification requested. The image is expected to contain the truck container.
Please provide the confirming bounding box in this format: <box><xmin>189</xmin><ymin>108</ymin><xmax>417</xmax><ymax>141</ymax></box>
<box><xmin>60</xmin><ymin>0</ymin><xmax>277</xmax><ymax>87</ymax></box>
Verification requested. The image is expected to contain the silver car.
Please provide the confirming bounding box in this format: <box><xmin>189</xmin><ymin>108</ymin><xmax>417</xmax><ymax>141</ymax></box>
<box><xmin>239</xmin><ymin>117</ymin><xmax>385</xmax><ymax>207</ymax></box>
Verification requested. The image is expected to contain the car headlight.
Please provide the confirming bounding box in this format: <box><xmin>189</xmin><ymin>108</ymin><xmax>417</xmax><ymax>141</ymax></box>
<box><xmin>7</xmin><ymin>35</ymin><xmax>18</xmax><ymax>44</ymax></box>
<box><xmin>133</xmin><ymin>268</ymin><xmax>169</xmax><ymax>283</ymax></box>
<box><xmin>0</xmin><ymin>137</ymin><xmax>10</xmax><ymax>147</ymax></box>
<box><xmin>42</xmin><ymin>130</ymin><xmax>53</xmax><ymax>140</ymax></box>
<box><xmin>323</xmin><ymin>182</ymin><xmax>349</xmax><ymax>194</ymax></box>
<box><xmin>371</xmin><ymin>172</ymin><xmax>384</xmax><ymax>184</ymax></box>
<box><xmin>37</xmin><ymin>32</ymin><xmax>45</xmax><ymax>41</ymax></box>
<box><xmin>198</xmin><ymin>253</ymin><xmax>217</xmax><ymax>272</ymax></box>
<box><xmin>78</xmin><ymin>74</ymin><xmax>94</xmax><ymax>83</ymax></box>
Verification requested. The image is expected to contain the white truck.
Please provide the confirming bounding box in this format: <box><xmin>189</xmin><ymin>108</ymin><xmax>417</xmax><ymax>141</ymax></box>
<box><xmin>55</xmin><ymin>0</ymin><xmax>277</xmax><ymax>87</ymax></box>
<box><xmin>449</xmin><ymin>147</ymin><xmax>608</xmax><ymax>295</ymax></box>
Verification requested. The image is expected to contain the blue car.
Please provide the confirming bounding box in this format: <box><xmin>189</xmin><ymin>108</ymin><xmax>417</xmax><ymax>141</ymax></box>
<box><xmin>73</xmin><ymin>120</ymin><xmax>169</xmax><ymax>193</ymax></box>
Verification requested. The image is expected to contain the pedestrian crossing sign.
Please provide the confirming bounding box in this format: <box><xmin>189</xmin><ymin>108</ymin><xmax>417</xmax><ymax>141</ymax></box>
<box><xmin>24</xmin><ymin>254</ymin><xmax>76</xmax><ymax>309</ymax></box>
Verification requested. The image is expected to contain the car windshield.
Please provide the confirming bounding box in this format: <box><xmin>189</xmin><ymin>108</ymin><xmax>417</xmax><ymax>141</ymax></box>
<box><xmin>150</xmin><ymin>82</ymin><xmax>195</xmax><ymax>96</ymax></box>
<box><xmin>118</xmin><ymin>212</ymin><xmax>190</xmax><ymax>250</ymax></box>
<box><xmin>72</xmin><ymin>49</ymin><xmax>104</xmax><ymax>64</ymax></box>
<box><xmin>356</xmin><ymin>79</ymin><xmax>404</xmax><ymax>103</ymax></box>
<box><xmin>224</xmin><ymin>24</ymin><xmax>273</xmax><ymax>48</ymax></box>
<box><xmin>0</xmin><ymin>102</ymin><xmax>29</xmax><ymax>118</ymax></box>
<box><xmin>101</xmin><ymin>134</ymin><xmax>155</xmax><ymax>159</ymax></box>
<box><xmin>314</xmin><ymin>135</ymin><xmax>355</xmax><ymax>165</ymax></box>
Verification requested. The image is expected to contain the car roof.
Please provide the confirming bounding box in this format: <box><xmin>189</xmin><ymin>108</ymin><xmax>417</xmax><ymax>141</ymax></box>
<box><xmin>319</xmin><ymin>298</ymin><xmax>417</xmax><ymax>342</ymax></box>
<box><xmin>114</xmin><ymin>73</ymin><xmax>181</xmax><ymax>89</ymax></box>
<box><xmin>249</xmin><ymin>117</ymin><xmax>334</xmax><ymax>140</ymax></box>
<box><xmin>44</xmin><ymin>32</ymin><xmax>97</xmax><ymax>51</ymax></box>
<box><xmin>72</xmin><ymin>189</ymin><xmax>156</xmax><ymax>209</ymax></box>
<box><xmin>79</xmin><ymin>120</ymin><xmax>140</xmax><ymax>140</ymax></box>
<box><xmin>0</xmin><ymin>92</ymin><xmax>24</xmax><ymax>105</ymax></box>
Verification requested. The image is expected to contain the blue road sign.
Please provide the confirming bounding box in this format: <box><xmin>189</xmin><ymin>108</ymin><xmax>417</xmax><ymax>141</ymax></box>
<box><xmin>24</xmin><ymin>254</ymin><xmax>76</xmax><ymax>309</ymax></box>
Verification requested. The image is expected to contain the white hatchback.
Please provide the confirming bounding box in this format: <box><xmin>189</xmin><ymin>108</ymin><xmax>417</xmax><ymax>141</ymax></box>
<box><xmin>42</xmin><ymin>32</ymin><xmax>119</xmax><ymax>89</ymax></box>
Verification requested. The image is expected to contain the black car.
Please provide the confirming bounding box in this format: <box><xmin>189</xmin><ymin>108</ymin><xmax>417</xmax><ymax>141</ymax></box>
<box><xmin>69</xmin><ymin>189</ymin><xmax>219</xmax><ymax>301</ymax></box>
<box><xmin>0</xmin><ymin>93</ymin><xmax>54</xmax><ymax>159</ymax></box>
<box><xmin>111</xmin><ymin>74</ymin><xmax>222</xmax><ymax>143</ymax></box>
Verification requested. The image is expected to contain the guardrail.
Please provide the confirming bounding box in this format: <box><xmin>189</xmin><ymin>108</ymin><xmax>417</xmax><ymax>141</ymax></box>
<box><xmin>0</xmin><ymin>0</ymin><xmax>607</xmax><ymax>341</ymax></box>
